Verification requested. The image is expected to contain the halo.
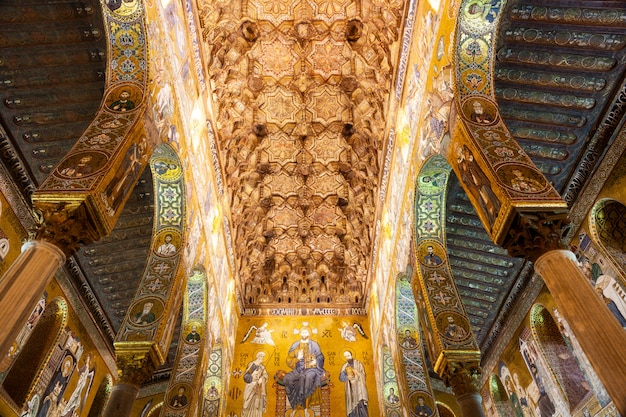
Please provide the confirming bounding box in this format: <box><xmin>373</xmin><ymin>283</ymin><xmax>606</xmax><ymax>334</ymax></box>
<box><xmin>252</xmin><ymin>348</ymin><xmax>268</xmax><ymax>362</ymax></box>
<box><xmin>61</xmin><ymin>355</ymin><xmax>74</xmax><ymax>377</ymax></box>
<box><xmin>341</xmin><ymin>348</ymin><xmax>355</xmax><ymax>358</ymax></box>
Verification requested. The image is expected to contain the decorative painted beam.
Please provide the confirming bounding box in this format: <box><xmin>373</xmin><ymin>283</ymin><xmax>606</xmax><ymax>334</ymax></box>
<box><xmin>447</xmin><ymin>0</ymin><xmax>568</xmax><ymax>258</ymax></box>
<box><xmin>31</xmin><ymin>1</ymin><xmax>155</xmax><ymax>255</ymax></box>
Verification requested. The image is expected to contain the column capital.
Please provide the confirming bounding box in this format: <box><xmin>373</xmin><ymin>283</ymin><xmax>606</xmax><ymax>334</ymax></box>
<box><xmin>31</xmin><ymin>203</ymin><xmax>102</xmax><ymax>257</ymax></box>
<box><xmin>534</xmin><ymin>248</ymin><xmax>577</xmax><ymax>268</ymax></box>
<box><xmin>501</xmin><ymin>211</ymin><xmax>570</xmax><ymax>262</ymax></box>
<box><xmin>114</xmin><ymin>344</ymin><xmax>159</xmax><ymax>387</ymax></box>
<box><xmin>441</xmin><ymin>361</ymin><xmax>482</xmax><ymax>397</ymax></box>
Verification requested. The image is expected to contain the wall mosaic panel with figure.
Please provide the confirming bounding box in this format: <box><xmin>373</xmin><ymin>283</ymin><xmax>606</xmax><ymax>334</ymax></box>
<box><xmin>481</xmin><ymin>289</ymin><xmax>618</xmax><ymax>417</ymax></box>
<box><xmin>227</xmin><ymin>316</ymin><xmax>378</xmax><ymax>417</ymax></box>
<box><xmin>0</xmin><ymin>280</ymin><xmax>114</xmax><ymax>417</ymax></box>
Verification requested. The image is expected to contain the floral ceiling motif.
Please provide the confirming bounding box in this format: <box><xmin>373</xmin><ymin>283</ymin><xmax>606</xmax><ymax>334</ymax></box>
<box><xmin>197</xmin><ymin>0</ymin><xmax>404</xmax><ymax>310</ymax></box>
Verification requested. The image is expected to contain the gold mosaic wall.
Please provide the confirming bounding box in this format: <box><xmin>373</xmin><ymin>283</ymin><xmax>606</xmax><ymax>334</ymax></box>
<box><xmin>0</xmin><ymin>280</ymin><xmax>114</xmax><ymax>417</ymax></box>
<box><xmin>227</xmin><ymin>315</ymin><xmax>379</xmax><ymax>417</ymax></box>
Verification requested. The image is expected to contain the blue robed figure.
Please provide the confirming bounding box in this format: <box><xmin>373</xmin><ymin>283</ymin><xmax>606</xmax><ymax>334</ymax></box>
<box><xmin>283</xmin><ymin>325</ymin><xmax>325</xmax><ymax>409</ymax></box>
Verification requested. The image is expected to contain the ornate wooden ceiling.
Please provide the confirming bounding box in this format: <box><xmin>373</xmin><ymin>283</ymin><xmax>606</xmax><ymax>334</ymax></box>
<box><xmin>198</xmin><ymin>0</ymin><xmax>405</xmax><ymax>311</ymax></box>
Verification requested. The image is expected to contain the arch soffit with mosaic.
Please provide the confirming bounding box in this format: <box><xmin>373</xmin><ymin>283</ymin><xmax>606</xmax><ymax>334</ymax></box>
<box><xmin>5</xmin><ymin>297</ymin><xmax>68</xmax><ymax>408</ymax></box>
<box><xmin>435</xmin><ymin>401</ymin><xmax>457</xmax><ymax>417</ymax></box>
<box><xmin>394</xmin><ymin>269</ymin><xmax>438</xmax><ymax>416</ymax></box>
<box><xmin>114</xmin><ymin>143</ymin><xmax>186</xmax><ymax>371</ymax></box>
<box><xmin>413</xmin><ymin>155</ymin><xmax>480</xmax><ymax>375</ymax></box>
<box><xmin>146</xmin><ymin>402</ymin><xmax>164</xmax><ymax>417</ymax></box>
<box><xmin>529</xmin><ymin>303</ymin><xmax>581</xmax><ymax>408</ymax></box>
<box><xmin>201</xmin><ymin>343</ymin><xmax>224</xmax><ymax>415</ymax></box>
<box><xmin>449</xmin><ymin>0</ymin><xmax>568</xmax><ymax>248</ymax></box>
<box><xmin>488</xmin><ymin>373</ymin><xmax>507</xmax><ymax>403</ymax></box>
<box><xmin>31</xmin><ymin>1</ymin><xmax>157</xmax><ymax>250</ymax></box>
<box><xmin>487</xmin><ymin>373</ymin><xmax>516</xmax><ymax>417</ymax></box>
<box><xmin>86</xmin><ymin>374</ymin><xmax>113</xmax><ymax>417</ymax></box>
<box><xmin>161</xmin><ymin>265</ymin><xmax>209</xmax><ymax>416</ymax></box>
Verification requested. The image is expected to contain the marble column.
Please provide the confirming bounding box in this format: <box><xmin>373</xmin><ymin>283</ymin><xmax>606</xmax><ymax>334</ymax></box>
<box><xmin>534</xmin><ymin>249</ymin><xmax>626</xmax><ymax>414</ymax></box>
<box><xmin>102</xmin><ymin>383</ymin><xmax>139</xmax><ymax>417</ymax></box>
<box><xmin>103</xmin><ymin>350</ymin><xmax>157</xmax><ymax>417</ymax></box>
<box><xmin>443</xmin><ymin>362</ymin><xmax>486</xmax><ymax>417</ymax></box>
<box><xmin>0</xmin><ymin>240</ymin><xmax>65</xmax><ymax>357</ymax></box>
<box><xmin>456</xmin><ymin>392</ymin><xmax>486</xmax><ymax>417</ymax></box>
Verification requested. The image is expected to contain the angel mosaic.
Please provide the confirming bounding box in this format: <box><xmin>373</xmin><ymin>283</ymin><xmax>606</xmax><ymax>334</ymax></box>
<box><xmin>241</xmin><ymin>323</ymin><xmax>276</xmax><ymax>346</ymax></box>
<box><xmin>339</xmin><ymin>321</ymin><xmax>368</xmax><ymax>342</ymax></box>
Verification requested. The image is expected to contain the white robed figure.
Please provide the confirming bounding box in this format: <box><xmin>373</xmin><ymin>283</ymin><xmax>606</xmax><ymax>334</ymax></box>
<box><xmin>242</xmin><ymin>351</ymin><xmax>269</xmax><ymax>417</ymax></box>
<box><xmin>61</xmin><ymin>355</ymin><xmax>94</xmax><ymax>417</ymax></box>
<box><xmin>339</xmin><ymin>350</ymin><xmax>368</xmax><ymax>417</ymax></box>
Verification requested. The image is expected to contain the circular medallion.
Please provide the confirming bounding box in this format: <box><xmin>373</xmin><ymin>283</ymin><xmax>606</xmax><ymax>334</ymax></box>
<box><xmin>57</xmin><ymin>151</ymin><xmax>108</xmax><ymax>179</ymax></box>
<box><xmin>497</xmin><ymin>163</ymin><xmax>548</xmax><ymax>194</ymax></box>
<box><xmin>129</xmin><ymin>298</ymin><xmax>164</xmax><ymax>327</ymax></box>
<box><xmin>436</xmin><ymin>311</ymin><xmax>471</xmax><ymax>342</ymax></box>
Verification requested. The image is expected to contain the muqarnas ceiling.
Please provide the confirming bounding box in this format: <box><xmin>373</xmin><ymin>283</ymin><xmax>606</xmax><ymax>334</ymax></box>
<box><xmin>197</xmin><ymin>0</ymin><xmax>405</xmax><ymax>309</ymax></box>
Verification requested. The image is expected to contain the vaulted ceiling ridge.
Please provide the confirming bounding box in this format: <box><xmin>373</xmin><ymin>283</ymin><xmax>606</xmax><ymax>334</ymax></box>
<box><xmin>199</xmin><ymin>0</ymin><xmax>404</xmax><ymax>310</ymax></box>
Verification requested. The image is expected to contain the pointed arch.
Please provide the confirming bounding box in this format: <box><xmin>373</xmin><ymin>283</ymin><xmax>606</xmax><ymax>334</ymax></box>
<box><xmin>3</xmin><ymin>297</ymin><xmax>68</xmax><ymax>408</ymax></box>
<box><xmin>146</xmin><ymin>402</ymin><xmax>164</xmax><ymax>417</ymax></box>
<box><xmin>451</xmin><ymin>0</ymin><xmax>567</xmax><ymax>245</ymax></box>
<box><xmin>588</xmin><ymin>198</ymin><xmax>626</xmax><ymax>282</ymax></box>
<box><xmin>489</xmin><ymin>368</ymin><xmax>523</xmax><ymax>417</ymax></box>
<box><xmin>0</xmin><ymin>295</ymin><xmax>46</xmax><ymax>381</ymax></box>
<box><xmin>32</xmin><ymin>0</ymin><xmax>154</xmax><ymax>240</ymax></box>
<box><xmin>530</xmin><ymin>304</ymin><xmax>591</xmax><ymax>412</ymax></box>
<box><xmin>551</xmin><ymin>307</ymin><xmax>610</xmax><ymax>406</ymax></box>
<box><xmin>436</xmin><ymin>402</ymin><xmax>457</xmax><ymax>417</ymax></box>
<box><xmin>115</xmin><ymin>143</ymin><xmax>186</xmax><ymax>369</ymax></box>
<box><xmin>412</xmin><ymin>155</ymin><xmax>480</xmax><ymax>376</ymax></box>
<box><xmin>489</xmin><ymin>373</ymin><xmax>516</xmax><ymax>417</ymax></box>
<box><xmin>86</xmin><ymin>374</ymin><xmax>113</xmax><ymax>417</ymax></box>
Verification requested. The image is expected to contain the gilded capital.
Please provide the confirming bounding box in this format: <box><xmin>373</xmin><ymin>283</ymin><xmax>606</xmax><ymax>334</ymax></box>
<box><xmin>115</xmin><ymin>349</ymin><xmax>158</xmax><ymax>387</ymax></box>
<box><xmin>501</xmin><ymin>211</ymin><xmax>570</xmax><ymax>262</ymax></box>
<box><xmin>30</xmin><ymin>202</ymin><xmax>102</xmax><ymax>257</ymax></box>
<box><xmin>442</xmin><ymin>361</ymin><xmax>482</xmax><ymax>397</ymax></box>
